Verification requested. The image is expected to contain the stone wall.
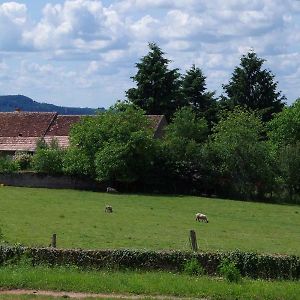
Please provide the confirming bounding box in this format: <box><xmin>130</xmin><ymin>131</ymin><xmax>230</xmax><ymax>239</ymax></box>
<box><xmin>0</xmin><ymin>172</ymin><xmax>106</xmax><ymax>191</ymax></box>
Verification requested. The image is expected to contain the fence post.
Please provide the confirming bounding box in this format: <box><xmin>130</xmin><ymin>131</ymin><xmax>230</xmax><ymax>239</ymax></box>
<box><xmin>51</xmin><ymin>233</ymin><xmax>57</xmax><ymax>248</ymax></box>
<box><xmin>189</xmin><ymin>230</ymin><xmax>198</xmax><ymax>252</ymax></box>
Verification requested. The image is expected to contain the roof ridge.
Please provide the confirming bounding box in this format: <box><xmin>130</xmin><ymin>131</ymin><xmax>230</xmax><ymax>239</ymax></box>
<box><xmin>43</xmin><ymin>113</ymin><xmax>58</xmax><ymax>137</ymax></box>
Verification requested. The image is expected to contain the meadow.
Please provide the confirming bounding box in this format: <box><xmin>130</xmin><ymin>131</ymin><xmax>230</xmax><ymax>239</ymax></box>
<box><xmin>0</xmin><ymin>186</ymin><xmax>299</xmax><ymax>255</ymax></box>
<box><xmin>0</xmin><ymin>264</ymin><xmax>299</xmax><ymax>300</ymax></box>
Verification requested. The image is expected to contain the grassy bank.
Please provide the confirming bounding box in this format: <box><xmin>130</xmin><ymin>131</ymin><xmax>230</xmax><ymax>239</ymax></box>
<box><xmin>0</xmin><ymin>264</ymin><xmax>299</xmax><ymax>300</ymax></box>
<box><xmin>0</xmin><ymin>187</ymin><xmax>299</xmax><ymax>254</ymax></box>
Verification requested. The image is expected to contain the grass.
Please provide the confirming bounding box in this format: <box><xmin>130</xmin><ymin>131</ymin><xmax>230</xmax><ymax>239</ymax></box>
<box><xmin>0</xmin><ymin>264</ymin><xmax>299</xmax><ymax>300</ymax></box>
<box><xmin>0</xmin><ymin>186</ymin><xmax>299</xmax><ymax>254</ymax></box>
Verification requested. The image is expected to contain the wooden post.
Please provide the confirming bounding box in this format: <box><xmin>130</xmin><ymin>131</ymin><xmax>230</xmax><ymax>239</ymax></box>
<box><xmin>51</xmin><ymin>233</ymin><xmax>57</xmax><ymax>248</ymax></box>
<box><xmin>189</xmin><ymin>230</ymin><xmax>198</xmax><ymax>252</ymax></box>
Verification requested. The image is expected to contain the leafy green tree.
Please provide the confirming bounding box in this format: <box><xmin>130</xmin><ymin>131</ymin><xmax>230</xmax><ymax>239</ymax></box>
<box><xmin>222</xmin><ymin>51</ymin><xmax>285</xmax><ymax>122</ymax></box>
<box><xmin>182</xmin><ymin>65</ymin><xmax>217</xmax><ymax>126</ymax></box>
<box><xmin>164</xmin><ymin>106</ymin><xmax>208</xmax><ymax>161</ymax></box>
<box><xmin>268</xmin><ymin>99</ymin><xmax>300</xmax><ymax>201</ymax></box>
<box><xmin>67</xmin><ymin>103</ymin><xmax>157</xmax><ymax>184</ymax></box>
<box><xmin>32</xmin><ymin>139</ymin><xmax>64</xmax><ymax>175</ymax></box>
<box><xmin>209</xmin><ymin>108</ymin><xmax>275</xmax><ymax>199</ymax></box>
<box><xmin>163</xmin><ymin>107</ymin><xmax>208</xmax><ymax>192</ymax></box>
<box><xmin>268</xmin><ymin>99</ymin><xmax>300</xmax><ymax>149</ymax></box>
<box><xmin>126</xmin><ymin>43</ymin><xmax>183</xmax><ymax>120</ymax></box>
<box><xmin>277</xmin><ymin>143</ymin><xmax>300</xmax><ymax>202</ymax></box>
<box><xmin>63</xmin><ymin>148</ymin><xmax>93</xmax><ymax>178</ymax></box>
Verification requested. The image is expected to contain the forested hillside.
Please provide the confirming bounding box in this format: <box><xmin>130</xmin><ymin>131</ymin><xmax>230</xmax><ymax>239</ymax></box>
<box><xmin>0</xmin><ymin>95</ymin><xmax>102</xmax><ymax>115</ymax></box>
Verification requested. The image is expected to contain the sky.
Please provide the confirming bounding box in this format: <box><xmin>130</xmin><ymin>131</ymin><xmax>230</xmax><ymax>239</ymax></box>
<box><xmin>0</xmin><ymin>0</ymin><xmax>300</xmax><ymax>108</ymax></box>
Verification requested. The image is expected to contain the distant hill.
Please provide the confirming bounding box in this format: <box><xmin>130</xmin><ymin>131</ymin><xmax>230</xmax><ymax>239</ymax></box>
<box><xmin>0</xmin><ymin>95</ymin><xmax>103</xmax><ymax>115</ymax></box>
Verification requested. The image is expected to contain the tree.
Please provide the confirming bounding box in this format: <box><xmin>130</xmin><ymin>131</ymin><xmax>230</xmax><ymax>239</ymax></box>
<box><xmin>277</xmin><ymin>143</ymin><xmax>300</xmax><ymax>202</ymax></box>
<box><xmin>32</xmin><ymin>139</ymin><xmax>64</xmax><ymax>175</ymax></box>
<box><xmin>182</xmin><ymin>65</ymin><xmax>217</xmax><ymax>126</ymax></box>
<box><xmin>268</xmin><ymin>99</ymin><xmax>300</xmax><ymax>149</ymax></box>
<box><xmin>66</xmin><ymin>103</ymin><xmax>157</xmax><ymax>184</ymax></box>
<box><xmin>164</xmin><ymin>106</ymin><xmax>208</xmax><ymax>161</ymax></box>
<box><xmin>209</xmin><ymin>108</ymin><xmax>275</xmax><ymax>200</ymax></box>
<box><xmin>267</xmin><ymin>99</ymin><xmax>300</xmax><ymax>202</ymax></box>
<box><xmin>222</xmin><ymin>51</ymin><xmax>285</xmax><ymax>122</ymax></box>
<box><xmin>163</xmin><ymin>107</ymin><xmax>208</xmax><ymax>192</ymax></box>
<box><xmin>126</xmin><ymin>43</ymin><xmax>183</xmax><ymax>120</ymax></box>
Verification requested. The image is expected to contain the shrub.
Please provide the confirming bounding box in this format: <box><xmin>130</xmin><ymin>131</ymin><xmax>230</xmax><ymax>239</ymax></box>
<box><xmin>0</xmin><ymin>247</ymin><xmax>299</xmax><ymax>280</ymax></box>
<box><xmin>32</xmin><ymin>139</ymin><xmax>65</xmax><ymax>175</ymax></box>
<box><xmin>0</xmin><ymin>156</ymin><xmax>19</xmax><ymax>173</ymax></box>
<box><xmin>218</xmin><ymin>258</ymin><xmax>241</xmax><ymax>282</ymax></box>
<box><xmin>183</xmin><ymin>257</ymin><xmax>204</xmax><ymax>276</ymax></box>
<box><xmin>13</xmin><ymin>152</ymin><xmax>32</xmax><ymax>170</ymax></box>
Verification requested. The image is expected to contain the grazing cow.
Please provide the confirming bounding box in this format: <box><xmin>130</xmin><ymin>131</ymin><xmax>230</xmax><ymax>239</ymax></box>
<box><xmin>195</xmin><ymin>213</ymin><xmax>209</xmax><ymax>223</ymax></box>
<box><xmin>106</xmin><ymin>187</ymin><xmax>118</xmax><ymax>193</ymax></box>
<box><xmin>105</xmin><ymin>205</ymin><xmax>113</xmax><ymax>213</ymax></box>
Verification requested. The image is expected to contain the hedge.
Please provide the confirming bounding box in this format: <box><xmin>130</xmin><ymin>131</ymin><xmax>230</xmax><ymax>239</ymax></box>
<box><xmin>0</xmin><ymin>246</ymin><xmax>299</xmax><ymax>280</ymax></box>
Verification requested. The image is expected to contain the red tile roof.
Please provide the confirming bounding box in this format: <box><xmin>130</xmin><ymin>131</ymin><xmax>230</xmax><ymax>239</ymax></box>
<box><xmin>0</xmin><ymin>112</ymin><xmax>56</xmax><ymax>137</ymax></box>
<box><xmin>46</xmin><ymin>115</ymin><xmax>81</xmax><ymax>136</ymax></box>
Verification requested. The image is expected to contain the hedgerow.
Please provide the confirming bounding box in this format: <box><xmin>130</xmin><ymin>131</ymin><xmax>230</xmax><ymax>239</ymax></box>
<box><xmin>0</xmin><ymin>246</ymin><xmax>299</xmax><ymax>280</ymax></box>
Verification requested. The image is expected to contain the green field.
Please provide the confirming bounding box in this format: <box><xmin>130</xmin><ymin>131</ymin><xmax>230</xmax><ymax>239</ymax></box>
<box><xmin>0</xmin><ymin>264</ymin><xmax>299</xmax><ymax>300</ymax></box>
<box><xmin>0</xmin><ymin>186</ymin><xmax>299</xmax><ymax>255</ymax></box>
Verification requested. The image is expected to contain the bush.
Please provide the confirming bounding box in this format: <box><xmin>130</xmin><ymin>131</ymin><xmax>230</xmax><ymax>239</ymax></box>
<box><xmin>218</xmin><ymin>258</ymin><xmax>241</xmax><ymax>282</ymax></box>
<box><xmin>13</xmin><ymin>152</ymin><xmax>32</xmax><ymax>170</ymax></box>
<box><xmin>32</xmin><ymin>139</ymin><xmax>65</xmax><ymax>175</ymax></box>
<box><xmin>0</xmin><ymin>156</ymin><xmax>19</xmax><ymax>173</ymax></box>
<box><xmin>0</xmin><ymin>247</ymin><xmax>299</xmax><ymax>280</ymax></box>
<box><xmin>183</xmin><ymin>257</ymin><xmax>204</xmax><ymax>276</ymax></box>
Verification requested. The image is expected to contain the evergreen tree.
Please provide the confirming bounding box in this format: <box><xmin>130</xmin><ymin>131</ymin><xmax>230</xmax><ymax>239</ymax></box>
<box><xmin>182</xmin><ymin>64</ymin><xmax>217</xmax><ymax>126</ymax></box>
<box><xmin>222</xmin><ymin>51</ymin><xmax>285</xmax><ymax>121</ymax></box>
<box><xmin>126</xmin><ymin>43</ymin><xmax>183</xmax><ymax>120</ymax></box>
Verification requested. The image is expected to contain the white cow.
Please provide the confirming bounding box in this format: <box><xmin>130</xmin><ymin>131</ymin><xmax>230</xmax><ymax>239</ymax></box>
<box><xmin>195</xmin><ymin>213</ymin><xmax>209</xmax><ymax>223</ymax></box>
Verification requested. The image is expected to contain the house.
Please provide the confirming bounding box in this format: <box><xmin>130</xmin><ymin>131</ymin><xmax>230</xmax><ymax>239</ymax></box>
<box><xmin>0</xmin><ymin>112</ymin><xmax>167</xmax><ymax>154</ymax></box>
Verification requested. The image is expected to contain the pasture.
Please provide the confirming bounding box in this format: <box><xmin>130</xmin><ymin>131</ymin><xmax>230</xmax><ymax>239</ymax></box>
<box><xmin>0</xmin><ymin>186</ymin><xmax>299</xmax><ymax>255</ymax></box>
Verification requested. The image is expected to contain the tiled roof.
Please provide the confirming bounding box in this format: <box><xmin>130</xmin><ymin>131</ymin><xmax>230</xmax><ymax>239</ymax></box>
<box><xmin>0</xmin><ymin>112</ymin><xmax>56</xmax><ymax>137</ymax></box>
<box><xmin>43</xmin><ymin>136</ymin><xmax>70</xmax><ymax>149</ymax></box>
<box><xmin>46</xmin><ymin>115</ymin><xmax>81</xmax><ymax>136</ymax></box>
<box><xmin>0</xmin><ymin>137</ymin><xmax>39</xmax><ymax>152</ymax></box>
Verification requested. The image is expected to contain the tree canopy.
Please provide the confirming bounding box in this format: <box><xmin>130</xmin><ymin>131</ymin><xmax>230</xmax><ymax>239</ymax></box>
<box><xmin>222</xmin><ymin>51</ymin><xmax>285</xmax><ymax>122</ymax></box>
<box><xmin>126</xmin><ymin>43</ymin><xmax>183</xmax><ymax>120</ymax></box>
<box><xmin>181</xmin><ymin>65</ymin><xmax>217</xmax><ymax>125</ymax></box>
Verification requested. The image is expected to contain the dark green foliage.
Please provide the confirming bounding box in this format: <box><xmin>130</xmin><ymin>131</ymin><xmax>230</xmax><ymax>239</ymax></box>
<box><xmin>209</xmin><ymin>108</ymin><xmax>275</xmax><ymax>200</ymax></box>
<box><xmin>268</xmin><ymin>100</ymin><xmax>300</xmax><ymax>202</ymax></box>
<box><xmin>0</xmin><ymin>246</ymin><xmax>299</xmax><ymax>280</ymax></box>
<box><xmin>126</xmin><ymin>43</ymin><xmax>183</xmax><ymax>120</ymax></box>
<box><xmin>162</xmin><ymin>107</ymin><xmax>209</xmax><ymax>193</ymax></box>
<box><xmin>277</xmin><ymin>143</ymin><xmax>300</xmax><ymax>203</ymax></box>
<box><xmin>218</xmin><ymin>258</ymin><xmax>241</xmax><ymax>282</ymax></box>
<box><xmin>0</xmin><ymin>156</ymin><xmax>19</xmax><ymax>173</ymax></box>
<box><xmin>183</xmin><ymin>257</ymin><xmax>205</xmax><ymax>276</ymax></box>
<box><xmin>182</xmin><ymin>65</ymin><xmax>218</xmax><ymax>126</ymax></box>
<box><xmin>222</xmin><ymin>51</ymin><xmax>285</xmax><ymax>122</ymax></box>
<box><xmin>32</xmin><ymin>139</ymin><xmax>65</xmax><ymax>175</ymax></box>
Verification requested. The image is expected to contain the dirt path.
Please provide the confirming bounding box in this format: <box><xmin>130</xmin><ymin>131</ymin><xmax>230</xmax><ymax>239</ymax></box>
<box><xmin>0</xmin><ymin>289</ymin><xmax>207</xmax><ymax>300</ymax></box>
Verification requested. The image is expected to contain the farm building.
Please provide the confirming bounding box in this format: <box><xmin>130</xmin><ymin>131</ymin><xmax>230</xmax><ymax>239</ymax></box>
<box><xmin>0</xmin><ymin>111</ymin><xmax>167</xmax><ymax>154</ymax></box>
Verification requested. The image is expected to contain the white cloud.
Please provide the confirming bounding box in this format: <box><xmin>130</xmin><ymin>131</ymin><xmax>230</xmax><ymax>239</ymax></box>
<box><xmin>0</xmin><ymin>2</ymin><xmax>30</xmax><ymax>51</ymax></box>
<box><xmin>23</xmin><ymin>0</ymin><xmax>126</xmax><ymax>55</ymax></box>
<box><xmin>0</xmin><ymin>0</ymin><xmax>300</xmax><ymax>105</ymax></box>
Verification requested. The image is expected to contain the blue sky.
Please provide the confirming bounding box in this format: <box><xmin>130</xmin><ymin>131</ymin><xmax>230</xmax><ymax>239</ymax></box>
<box><xmin>0</xmin><ymin>0</ymin><xmax>300</xmax><ymax>108</ymax></box>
